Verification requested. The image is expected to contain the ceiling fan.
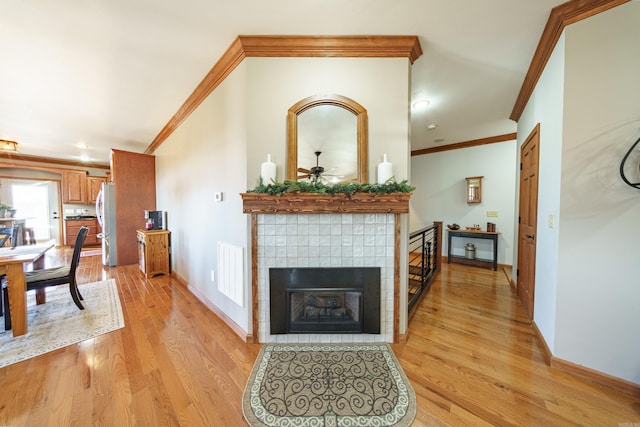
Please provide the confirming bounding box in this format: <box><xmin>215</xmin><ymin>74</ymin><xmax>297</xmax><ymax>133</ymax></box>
<box><xmin>297</xmin><ymin>151</ymin><xmax>342</xmax><ymax>183</ymax></box>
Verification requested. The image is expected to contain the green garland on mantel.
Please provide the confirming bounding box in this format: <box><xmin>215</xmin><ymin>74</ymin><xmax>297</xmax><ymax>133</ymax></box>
<box><xmin>247</xmin><ymin>179</ymin><xmax>415</xmax><ymax>197</ymax></box>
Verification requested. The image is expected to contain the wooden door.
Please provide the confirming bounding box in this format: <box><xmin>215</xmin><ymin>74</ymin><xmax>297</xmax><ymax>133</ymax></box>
<box><xmin>517</xmin><ymin>124</ymin><xmax>540</xmax><ymax>319</ymax></box>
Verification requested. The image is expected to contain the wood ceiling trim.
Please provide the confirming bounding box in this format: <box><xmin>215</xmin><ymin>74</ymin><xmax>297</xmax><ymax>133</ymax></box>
<box><xmin>0</xmin><ymin>153</ymin><xmax>110</xmax><ymax>170</ymax></box>
<box><xmin>145</xmin><ymin>35</ymin><xmax>422</xmax><ymax>154</ymax></box>
<box><xmin>411</xmin><ymin>133</ymin><xmax>517</xmax><ymax>156</ymax></box>
<box><xmin>510</xmin><ymin>0</ymin><xmax>629</xmax><ymax>122</ymax></box>
<box><xmin>238</xmin><ymin>35</ymin><xmax>423</xmax><ymax>64</ymax></box>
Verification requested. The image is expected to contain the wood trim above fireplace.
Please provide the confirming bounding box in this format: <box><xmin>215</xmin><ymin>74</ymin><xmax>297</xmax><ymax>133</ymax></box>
<box><xmin>241</xmin><ymin>192</ymin><xmax>411</xmax><ymax>214</ymax></box>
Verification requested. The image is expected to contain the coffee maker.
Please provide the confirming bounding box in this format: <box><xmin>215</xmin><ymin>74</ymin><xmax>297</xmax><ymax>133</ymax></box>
<box><xmin>144</xmin><ymin>210</ymin><xmax>163</xmax><ymax>230</ymax></box>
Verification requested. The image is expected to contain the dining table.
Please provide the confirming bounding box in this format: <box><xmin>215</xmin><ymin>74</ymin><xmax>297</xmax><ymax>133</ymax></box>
<box><xmin>0</xmin><ymin>241</ymin><xmax>55</xmax><ymax>337</ymax></box>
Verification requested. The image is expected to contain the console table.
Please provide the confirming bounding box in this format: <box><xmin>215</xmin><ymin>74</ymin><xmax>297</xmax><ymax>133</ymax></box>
<box><xmin>447</xmin><ymin>229</ymin><xmax>500</xmax><ymax>271</ymax></box>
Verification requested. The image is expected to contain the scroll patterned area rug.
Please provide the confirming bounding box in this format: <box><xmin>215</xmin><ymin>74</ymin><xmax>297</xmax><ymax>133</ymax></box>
<box><xmin>0</xmin><ymin>279</ymin><xmax>124</xmax><ymax>368</ymax></box>
<box><xmin>243</xmin><ymin>343</ymin><xmax>416</xmax><ymax>427</ymax></box>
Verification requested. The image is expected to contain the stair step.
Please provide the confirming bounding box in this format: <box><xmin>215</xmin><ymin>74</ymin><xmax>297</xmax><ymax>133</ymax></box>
<box><xmin>409</xmin><ymin>265</ymin><xmax>423</xmax><ymax>275</ymax></box>
<box><xmin>409</xmin><ymin>278</ymin><xmax>423</xmax><ymax>288</ymax></box>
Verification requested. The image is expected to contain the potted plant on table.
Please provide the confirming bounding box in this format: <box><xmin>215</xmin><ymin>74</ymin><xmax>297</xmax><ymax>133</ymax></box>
<box><xmin>0</xmin><ymin>202</ymin><xmax>15</xmax><ymax>218</ymax></box>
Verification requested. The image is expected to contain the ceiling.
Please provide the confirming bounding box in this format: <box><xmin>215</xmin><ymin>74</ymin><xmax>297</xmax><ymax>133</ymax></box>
<box><xmin>0</xmin><ymin>0</ymin><xmax>567</xmax><ymax>165</ymax></box>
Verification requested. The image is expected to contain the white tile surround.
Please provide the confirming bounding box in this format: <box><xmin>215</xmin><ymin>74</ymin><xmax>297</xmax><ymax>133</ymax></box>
<box><xmin>256</xmin><ymin>213</ymin><xmax>395</xmax><ymax>343</ymax></box>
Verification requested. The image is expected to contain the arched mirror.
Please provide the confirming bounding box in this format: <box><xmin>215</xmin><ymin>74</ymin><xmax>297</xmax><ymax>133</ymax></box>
<box><xmin>287</xmin><ymin>94</ymin><xmax>368</xmax><ymax>183</ymax></box>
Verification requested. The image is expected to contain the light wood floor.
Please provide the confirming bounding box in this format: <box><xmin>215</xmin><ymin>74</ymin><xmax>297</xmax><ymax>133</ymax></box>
<box><xmin>1</xmin><ymin>250</ymin><xmax>638</xmax><ymax>426</ymax></box>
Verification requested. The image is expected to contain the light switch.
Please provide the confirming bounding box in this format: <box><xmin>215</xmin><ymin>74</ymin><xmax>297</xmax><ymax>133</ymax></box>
<box><xmin>487</xmin><ymin>210</ymin><xmax>498</xmax><ymax>217</ymax></box>
<box><xmin>214</xmin><ymin>192</ymin><xmax>223</xmax><ymax>202</ymax></box>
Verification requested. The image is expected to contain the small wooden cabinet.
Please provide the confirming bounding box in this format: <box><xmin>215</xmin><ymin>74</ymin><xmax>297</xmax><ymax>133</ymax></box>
<box><xmin>465</xmin><ymin>176</ymin><xmax>483</xmax><ymax>204</ymax></box>
<box><xmin>65</xmin><ymin>219</ymin><xmax>99</xmax><ymax>246</ymax></box>
<box><xmin>137</xmin><ymin>229</ymin><xmax>171</xmax><ymax>278</ymax></box>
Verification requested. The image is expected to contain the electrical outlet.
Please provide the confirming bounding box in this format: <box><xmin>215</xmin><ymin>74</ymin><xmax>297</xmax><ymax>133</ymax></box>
<box><xmin>548</xmin><ymin>214</ymin><xmax>554</xmax><ymax>228</ymax></box>
<box><xmin>210</xmin><ymin>270</ymin><xmax>215</xmax><ymax>283</ymax></box>
<box><xmin>486</xmin><ymin>210</ymin><xmax>498</xmax><ymax>217</ymax></box>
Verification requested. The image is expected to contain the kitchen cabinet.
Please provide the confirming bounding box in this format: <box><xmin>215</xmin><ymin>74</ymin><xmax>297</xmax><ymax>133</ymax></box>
<box><xmin>61</xmin><ymin>170</ymin><xmax>107</xmax><ymax>205</ymax></box>
<box><xmin>65</xmin><ymin>219</ymin><xmax>99</xmax><ymax>246</ymax></box>
<box><xmin>137</xmin><ymin>229</ymin><xmax>171</xmax><ymax>278</ymax></box>
<box><xmin>61</xmin><ymin>170</ymin><xmax>88</xmax><ymax>204</ymax></box>
<box><xmin>87</xmin><ymin>176</ymin><xmax>107</xmax><ymax>204</ymax></box>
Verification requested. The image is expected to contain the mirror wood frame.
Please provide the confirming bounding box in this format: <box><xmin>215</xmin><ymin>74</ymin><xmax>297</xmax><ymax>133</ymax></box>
<box><xmin>287</xmin><ymin>94</ymin><xmax>368</xmax><ymax>183</ymax></box>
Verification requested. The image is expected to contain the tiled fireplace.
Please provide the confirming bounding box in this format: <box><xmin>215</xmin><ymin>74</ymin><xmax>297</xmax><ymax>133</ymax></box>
<box><xmin>242</xmin><ymin>192</ymin><xmax>410</xmax><ymax>344</ymax></box>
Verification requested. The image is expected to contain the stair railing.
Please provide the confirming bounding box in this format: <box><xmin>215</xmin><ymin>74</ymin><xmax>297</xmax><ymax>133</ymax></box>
<box><xmin>408</xmin><ymin>221</ymin><xmax>442</xmax><ymax>313</ymax></box>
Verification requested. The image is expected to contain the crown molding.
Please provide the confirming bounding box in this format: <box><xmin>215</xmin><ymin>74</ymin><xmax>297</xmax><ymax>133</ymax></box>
<box><xmin>0</xmin><ymin>152</ymin><xmax>110</xmax><ymax>170</ymax></box>
<box><xmin>510</xmin><ymin>0</ymin><xmax>629</xmax><ymax>122</ymax></box>
<box><xmin>145</xmin><ymin>35</ymin><xmax>422</xmax><ymax>155</ymax></box>
<box><xmin>237</xmin><ymin>35</ymin><xmax>423</xmax><ymax>64</ymax></box>
<box><xmin>411</xmin><ymin>133</ymin><xmax>517</xmax><ymax>156</ymax></box>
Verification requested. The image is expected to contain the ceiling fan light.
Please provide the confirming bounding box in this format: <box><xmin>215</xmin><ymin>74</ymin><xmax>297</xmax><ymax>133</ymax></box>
<box><xmin>0</xmin><ymin>139</ymin><xmax>18</xmax><ymax>152</ymax></box>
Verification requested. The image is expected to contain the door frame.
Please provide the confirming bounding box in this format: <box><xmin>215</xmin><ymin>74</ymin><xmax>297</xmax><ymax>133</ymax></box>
<box><xmin>0</xmin><ymin>172</ymin><xmax>65</xmax><ymax>247</ymax></box>
<box><xmin>516</xmin><ymin>124</ymin><xmax>540</xmax><ymax>320</ymax></box>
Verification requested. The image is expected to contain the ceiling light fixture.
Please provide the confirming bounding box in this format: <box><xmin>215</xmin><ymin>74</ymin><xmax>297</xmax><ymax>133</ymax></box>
<box><xmin>412</xmin><ymin>99</ymin><xmax>430</xmax><ymax>109</ymax></box>
<box><xmin>0</xmin><ymin>139</ymin><xmax>18</xmax><ymax>152</ymax></box>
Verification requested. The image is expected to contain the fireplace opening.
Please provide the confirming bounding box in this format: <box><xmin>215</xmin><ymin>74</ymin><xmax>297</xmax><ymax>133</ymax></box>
<box><xmin>270</xmin><ymin>267</ymin><xmax>380</xmax><ymax>334</ymax></box>
<box><xmin>288</xmin><ymin>289</ymin><xmax>363</xmax><ymax>333</ymax></box>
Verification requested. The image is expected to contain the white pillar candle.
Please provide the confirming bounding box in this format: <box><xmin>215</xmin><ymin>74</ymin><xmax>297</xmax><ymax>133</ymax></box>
<box><xmin>377</xmin><ymin>154</ymin><xmax>394</xmax><ymax>184</ymax></box>
<box><xmin>261</xmin><ymin>154</ymin><xmax>277</xmax><ymax>184</ymax></box>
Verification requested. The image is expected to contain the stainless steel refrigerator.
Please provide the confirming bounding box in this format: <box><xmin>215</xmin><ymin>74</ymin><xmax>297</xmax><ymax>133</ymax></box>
<box><xmin>96</xmin><ymin>182</ymin><xmax>117</xmax><ymax>266</ymax></box>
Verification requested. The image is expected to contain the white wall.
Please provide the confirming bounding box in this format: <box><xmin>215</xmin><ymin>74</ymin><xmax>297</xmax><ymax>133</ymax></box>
<box><xmin>517</xmin><ymin>2</ymin><xmax>640</xmax><ymax>384</ymax></box>
<box><xmin>243</xmin><ymin>57</ymin><xmax>411</xmax><ymax>186</ymax></box>
<box><xmin>556</xmin><ymin>3</ymin><xmax>640</xmax><ymax>383</ymax></box>
<box><xmin>155</xmin><ymin>56</ymin><xmax>412</xmax><ymax>335</ymax></box>
<box><xmin>156</xmin><ymin>62</ymin><xmax>251</xmax><ymax>330</ymax></box>
<box><xmin>410</xmin><ymin>141</ymin><xmax>517</xmax><ymax>266</ymax></box>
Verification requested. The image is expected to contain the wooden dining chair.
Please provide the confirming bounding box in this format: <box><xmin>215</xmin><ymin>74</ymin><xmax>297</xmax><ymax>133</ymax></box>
<box><xmin>0</xmin><ymin>227</ymin><xmax>16</xmax><ymax>318</ymax></box>
<box><xmin>10</xmin><ymin>227</ymin><xmax>19</xmax><ymax>248</ymax></box>
<box><xmin>2</xmin><ymin>226</ymin><xmax>89</xmax><ymax>330</ymax></box>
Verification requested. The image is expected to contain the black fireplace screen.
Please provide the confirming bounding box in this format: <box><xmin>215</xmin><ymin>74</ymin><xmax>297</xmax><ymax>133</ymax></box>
<box><xmin>270</xmin><ymin>267</ymin><xmax>380</xmax><ymax>334</ymax></box>
<box><xmin>288</xmin><ymin>289</ymin><xmax>362</xmax><ymax>333</ymax></box>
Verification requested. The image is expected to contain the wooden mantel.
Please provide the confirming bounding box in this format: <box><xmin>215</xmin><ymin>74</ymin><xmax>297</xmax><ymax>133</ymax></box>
<box><xmin>241</xmin><ymin>192</ymin><xmax>411</xmax><ymax>214</ymax></box>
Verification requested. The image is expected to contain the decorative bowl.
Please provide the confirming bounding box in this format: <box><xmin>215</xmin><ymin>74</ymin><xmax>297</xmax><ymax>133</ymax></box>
<box><xmin>447</xmin><ymin>223</ymin><xmax>460</xmax><ymax>230</ymax></box>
